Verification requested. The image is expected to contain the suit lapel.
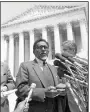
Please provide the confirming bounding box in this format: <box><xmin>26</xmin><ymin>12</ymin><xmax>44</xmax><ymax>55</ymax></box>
<box><xmin>47</xmin><ymin>64</ymin><xmax>59</xmax><ymax>86</ymax></box>
<box><xmin>32</xmin><ymin>60</ymin><xmax>48</xmax><ymax>88</ymax></box>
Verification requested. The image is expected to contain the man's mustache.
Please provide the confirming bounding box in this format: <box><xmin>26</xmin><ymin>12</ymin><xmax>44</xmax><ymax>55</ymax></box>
<box><xmin>40</xmin><ymin>52</ymin><xmax>48</xmax><ymax>55</ymax></box>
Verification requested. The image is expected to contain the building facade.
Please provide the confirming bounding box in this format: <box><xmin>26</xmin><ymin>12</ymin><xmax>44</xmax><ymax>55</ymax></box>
<box><xmin>1</xmin><ymin>5</ymin><xmax>88</xmax><ymax>78</ymax></box>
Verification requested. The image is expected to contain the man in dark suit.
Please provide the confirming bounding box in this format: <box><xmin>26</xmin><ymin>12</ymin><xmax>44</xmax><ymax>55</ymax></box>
<box><xmin>1</xmin><ymin>62</ymin><xmax>15</xmax><ymax>112</ymax></box>
<box><xmin>15</xmin><ymin>39</ymin><xmax>67</xmax><ymax>112</ymax></box>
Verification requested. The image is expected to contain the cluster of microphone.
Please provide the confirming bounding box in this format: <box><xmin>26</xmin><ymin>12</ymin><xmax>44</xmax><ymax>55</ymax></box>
<box><xmin>53</xmin><ymin>53</ymin><xmax>88</xmax><ymax>87</ymax></box>
<box><xmin>54</xmin><ymin>53</ymin><xmax>88</xmax><ymax>67</ymax></box>
<box><xmin>54</xmin><ymin>53</ymin><xmax>76</xmax><ymax>76</ymax></box>
<box><xmin>54</xmin><ymin>53</ymin><xmax>88</xmax><ymax>74</ymax></box>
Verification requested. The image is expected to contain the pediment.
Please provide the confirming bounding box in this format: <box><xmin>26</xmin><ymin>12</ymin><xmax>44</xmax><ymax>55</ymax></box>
<box><xmin>2</xmin><ymin>5</ymin><xmax>80</xmax><ymax>26</ymax></box>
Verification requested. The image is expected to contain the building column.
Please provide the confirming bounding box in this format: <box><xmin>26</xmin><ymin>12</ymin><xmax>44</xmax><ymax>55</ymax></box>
<box><xmin>54</xmin><ymin>24</ymin><xmax>61</xmax><ymax>54</ymax></box>
<box><xmin>42</xmin><ymin>27</ymin><xmax>47</xmax><ymax>41</ymax></box>
<box><xmin>67</xmin><ymin>22</ymin><xmax>74</xmax><ymax>40</ymax></box>
<box><xmin>19</xmin><ymin>32</ymin><xmax>24</xmax><ymax>65</ymax></box>
<box><xmin>8</xmin><ymin>34</ymin><xmax>14</xmax><ymax>76</ymax></box>
<box><xmin>1</xmin><ymin>35</ymin><xmax>5</xmax><ymax>62</ymax></box>
<box><xmin>4</xmin><ymin>36</ymin><xmax>9</xmax><ymax>63</ymax></box>
<box><xmin>29</xmin><ymin>30</ymin><xmax>35</xmax><ymax>60</ymax></box>
<box><xmin>79</xmin><ymin>19</ymin><xmax>88</xmax><ymax>57</ymax></box>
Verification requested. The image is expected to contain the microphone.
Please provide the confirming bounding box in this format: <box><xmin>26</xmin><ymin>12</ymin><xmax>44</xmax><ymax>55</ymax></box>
<box><xmin>62</xmin><ymin>53</ymin><xmax>75</xmax><ymax>63</ymax></box>
<box><xmin>62</xmin><ymin>53</ymin><xmax>83</xmax><ymax>67</ymax></box>
<box><xmin>66</xmin><ymin>82</ymin><xmax>79</xmax><ymax>107</ymax></box>
<box><xmin>23</xmin><ymin>83</ymin><xmax>36</xmax><ymax>112</ymax></box>
<box><xmin>74</xmin><ymin>56</ymin><xmax>88</xmax><ymax>67</ymax></box>
<box><xmin>54</xmin><ymin>60</ymin><xmax>67</xmax><ymax>69</ymax></box>
<box><xmin>55</xmin><ymin>53</ymin><xmax>72</xmax><ymax>65</ymax></box>
<box><xmin>14</xmin><ymin>83</ymin><xmax>36</xmax><ymax>112</ymax></box>
<box><xmin>64</xmin><ymin>74</ymin><xmax>88</xmax><ymax>87</ymax></box>
<box><xmin>54</xmin><ymin>60</ymin><xmax>71</xmax><ymax>76</ymax></box>
<box><xmin>26</xmin><ymin>83</ymin><xmax>36</xmax><ymax>102</ymax></box>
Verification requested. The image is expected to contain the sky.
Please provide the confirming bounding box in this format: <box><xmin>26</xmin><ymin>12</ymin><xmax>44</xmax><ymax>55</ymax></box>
<box><xmin>1</xmin><ymin>2</ymin><xmax>87</xmax><ymax>24</ymax></box>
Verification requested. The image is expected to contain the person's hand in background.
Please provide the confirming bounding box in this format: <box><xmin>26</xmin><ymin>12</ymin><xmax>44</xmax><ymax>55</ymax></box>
<box><xmin>1</xmin><ymin>86</ymin><xmax>8</xmax><ymax>92</ymax></box>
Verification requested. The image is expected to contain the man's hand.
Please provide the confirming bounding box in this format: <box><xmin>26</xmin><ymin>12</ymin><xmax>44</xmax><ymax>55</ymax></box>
<box><xmin>56</xmin><ymin>83</ymin><xmax>66</xmax><ymax>96</ymax></box>
<box><xmin>1</xmin><ymin>86</ymin><xmax>8</xmax><ymax>98</ymax></box>
<box><xmin>45</xmin><ymin>86</ymin><xmax>56</xmax><ymax>92</ymax></box>
<box><xmin>45</xmin><ymin>86</ymin><xmax>59</xmax><ymax>98</ymax></box>
<box><xmin>56</xmin><ymin>83</ymin><xmax>66</xmax><ymax>89</ymax></box>
<box><xmin>1</xmin><ymin>86</ymin><xmax>8</xmax><ymax>92</ymax></box>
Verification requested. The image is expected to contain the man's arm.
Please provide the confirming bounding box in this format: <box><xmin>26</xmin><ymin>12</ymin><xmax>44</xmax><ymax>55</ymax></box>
<box><xmin>16</xmin><ymin>63</ymin><xmax>31</xmax><ymax>98</ymax></box>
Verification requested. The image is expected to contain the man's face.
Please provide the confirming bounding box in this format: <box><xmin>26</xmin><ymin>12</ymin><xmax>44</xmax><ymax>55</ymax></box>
<box><xmin>34</xmin><ymin>41</ymin><xmax>49</xmax><ymax>61</ymax></box>
<box><xmin>62</xmin><ymin>47</ymin><xmax>76</xmax><ymax>57</ymax></box>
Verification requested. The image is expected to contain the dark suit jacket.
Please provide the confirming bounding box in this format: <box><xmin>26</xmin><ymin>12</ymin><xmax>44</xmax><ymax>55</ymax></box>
<box><xmin>1</xmin><ymin>62</ymin><xmax>15</xmax><ymax>112</ymax></box>
<box><xmin>16</xmin><ymin>60</ymin><xmax>66</xmax><ymax>112</ymax></box>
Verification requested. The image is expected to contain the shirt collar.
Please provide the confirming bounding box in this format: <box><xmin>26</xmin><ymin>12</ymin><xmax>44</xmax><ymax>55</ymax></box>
<box><xmin>35</xmin><ymin>57</ymin><xmax>47</xmax><ymax>67</ymax></box>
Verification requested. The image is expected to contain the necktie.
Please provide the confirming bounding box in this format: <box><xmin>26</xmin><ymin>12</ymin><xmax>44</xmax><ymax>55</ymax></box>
<box><xmin>43</xmin><ymin>62</ymin><xmax>54</xmax><ymax>87</ymax></box>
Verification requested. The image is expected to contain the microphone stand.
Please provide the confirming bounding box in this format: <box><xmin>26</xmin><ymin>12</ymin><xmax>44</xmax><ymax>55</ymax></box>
<box><xmin>66</xmin><ymin>81</ymin><xmax>83</xmax><ymax>112</ymax></box>
<box><xmin>65</xmin><ymin>62</ymin><xmax>87</xmax><ymax>112</ymax></box>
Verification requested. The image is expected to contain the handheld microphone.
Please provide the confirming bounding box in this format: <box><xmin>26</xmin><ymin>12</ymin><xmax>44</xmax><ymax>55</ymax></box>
<box><xmin>14</xmin><ymin>83</ymin><xmax>36</xmax><ymax>112</ymax></box>
<box><xmin>26</xmin><ymin>83</ymin><xmax>36</xmax><ymax>102</ymax></box>
<box><xmin>23</xmin><ymin>83</ymin><xmax>36</xmax><ymax>112</ymax></box>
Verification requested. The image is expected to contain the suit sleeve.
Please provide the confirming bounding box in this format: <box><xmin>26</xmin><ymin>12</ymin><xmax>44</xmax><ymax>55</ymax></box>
<box><xmin>5</xmin><ymin>64</ymin><xmax>15</xmax><ymax>90</ymax></box>
<box><xmin>16</xmin><ymin>63</ymin><xmax>30</xmax><ymax>98</ymax></box>
<box><xmin>16</xmin><ymin>63</ymin><xmax>45</xmax><ymax>102</ymax></box>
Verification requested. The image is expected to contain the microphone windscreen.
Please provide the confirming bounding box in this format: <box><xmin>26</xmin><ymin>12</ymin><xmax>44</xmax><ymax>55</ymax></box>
<box><xmin>67</xmin><ymin>57</ymin><xmax>75</xmax><ymax>63</ymax></box>
<box><xmin>30</xmin><ymin>83</ymin><xmax>36</xmax><ymax>89</ymax></box>
<box><xmin>55</xmin><ymin>53</ymin><xmax>66</xmax><ymax>62</ymax></box>
<box><xmin>54</xmin><ymin>60</ymin><xmax>67</xmax><ymax>70</ymax></box>
<box><xmin>62</xmin><ymin>53</ymin><xmax>74</xmax><ymax>63</ymax></box>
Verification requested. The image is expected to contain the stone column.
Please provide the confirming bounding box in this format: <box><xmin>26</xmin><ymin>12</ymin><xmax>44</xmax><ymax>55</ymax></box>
<box><xmin>4</xmin><ymin>36</ymin><xmax>9</xmax><ymax>63</ymax></box>
<box><xmin>8</xmin><ymin>34</ymin><xmax>14</xmax><ymax>76</ymax></box>
<box><xmin>42</xmin><ymin>27</ymin><xmax>47</xmax><ymax>41</ymax></box>
<box><xmin>79</xmin><ymin>19</ymin><xmax>88</xmax><ymax>57</ymax></box>
<box><xmin>29</xmin><ymin>30</ymin><xmax>35</xmax><ymax>60</ymax></box>
<box><xmin>67</xmin><ymin>22</ymin><xmax>74</xmax><ymax>40</ymax></box>
<box><xmin>1</xmin><ymin>35</ymin><xmax>5</xmax><ymax>62</ymax></box>
<box><xmin>54</xmin><ymin>24</ymin><xmax>61</xmax><ymax>54</ymax></box>
<box><xmin>19</xmin><ymin>32</ymin><xmax>24</xmax><ymax>65</ymax></box>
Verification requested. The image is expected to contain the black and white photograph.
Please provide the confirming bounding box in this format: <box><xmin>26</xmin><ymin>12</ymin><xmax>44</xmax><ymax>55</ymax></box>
<box><xmin>1</xmin><ymin>1</ymin><xmax>88</xmax><ymax>112</ymax></box>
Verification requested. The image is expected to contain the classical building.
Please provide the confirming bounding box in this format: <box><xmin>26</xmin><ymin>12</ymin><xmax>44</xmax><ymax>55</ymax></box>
<box><xmin>1</xmin><ymin>4</ymin><xmax>88</xmax><ymax>78</ymax></box>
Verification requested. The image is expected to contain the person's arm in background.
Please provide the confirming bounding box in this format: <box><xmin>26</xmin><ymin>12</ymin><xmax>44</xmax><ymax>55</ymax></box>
<box><xmin>5</xmin><ymin>64</ymin><xmax>15</xmax><ymax>90</ymax></box>
<box><xmin>1</xmin><ymin>63</ymin><xmax>15</xmax><ymax>92</ymax></box>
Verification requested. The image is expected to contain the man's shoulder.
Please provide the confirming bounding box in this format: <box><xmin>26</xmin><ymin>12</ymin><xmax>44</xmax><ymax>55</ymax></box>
<box><xmin>20</xmin><ymin>60</ymin><xmax>34</xmax><ymax>67</ymax></box>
